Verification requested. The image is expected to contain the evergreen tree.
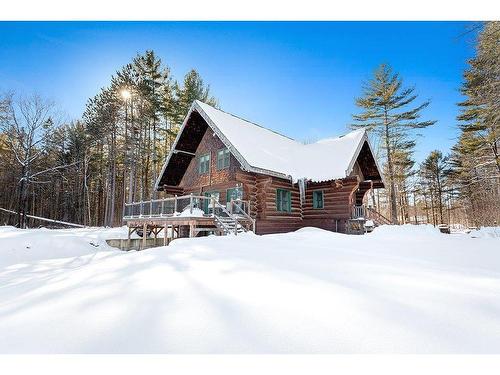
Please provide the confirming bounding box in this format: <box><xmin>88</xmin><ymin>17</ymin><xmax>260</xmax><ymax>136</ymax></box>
<box><xmin>450</xmin><ymin>21</ymin><xmax>500</xmax><ymax>226</ymax></box>
<box><xmin>171</xmin><ymin>69</ymin><xmax>218</xmax><ymax>129</ymax></box>
<box><xmin>132</xmin><ymin>50</ymin><xmax>172</xmax><ymax>197</ymax></box>
<box><xmin>457</xmin><ymin>21</ymin><xmax>500</xmax><ymax>175</ymax></box>
<box><xmin>0</xmin><ymin>52</ymin><xmax>217</xmax><ymax>228</ymax></box>
<box><xmin>420</xmin><ymin>150</ymin><xmax>451</xmax><ymax>224</ymax></box>
<box><xmin>352</xmin><ymin>63</ymin><xmax>436</xmax><ymax>224</ymax></box>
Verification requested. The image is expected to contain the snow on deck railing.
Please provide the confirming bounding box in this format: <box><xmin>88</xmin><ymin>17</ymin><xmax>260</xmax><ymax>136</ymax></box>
<box><xmin>123</xmin><ymin>194</ymin><xmax>197</xmax><ymax>219</ymax></box>
<box><xmin>123</xmin><ymin>194</ymin><xmax>252</xmax><ymax>220</ymax></box>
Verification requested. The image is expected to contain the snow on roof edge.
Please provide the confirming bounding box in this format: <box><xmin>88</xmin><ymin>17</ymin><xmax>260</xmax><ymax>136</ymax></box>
<box><xmin>157</xmin><ymin>101</ymin><xmax>382</xmax><ymax>188</ymax></box>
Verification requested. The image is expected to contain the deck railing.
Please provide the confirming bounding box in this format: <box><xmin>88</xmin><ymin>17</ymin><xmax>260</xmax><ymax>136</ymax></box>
<box><xmin>123</xmin><ymin>194</ymin><xmax>252</xmax><ymax>222</ymax></box>
<box><xmin>352</xmin><ymin>205</ymin><xmax>366</xmax><ymax>219</ymax></box>
<box><xmin>351</xmin><ymin>204</ymin><xmax>392</xmax><ymax>225</ymax></box>
<box><xmin>123</xmin><ymin>195</ymin><xmax>197</xmax><ymax>219</ymax></box>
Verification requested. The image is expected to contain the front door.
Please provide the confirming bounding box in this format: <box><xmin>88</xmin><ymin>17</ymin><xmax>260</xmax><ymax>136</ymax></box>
<box><xmin>203</xmin><ymin>191</ymin><xmax>220</xmax><ymax>214</ymax></box>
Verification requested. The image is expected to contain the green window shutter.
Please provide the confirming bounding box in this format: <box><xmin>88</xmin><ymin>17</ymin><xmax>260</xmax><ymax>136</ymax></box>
<box><xmin>313</xmin><ymin>191</ymin><xmax>324</xmax><ymax>209</ymax></box>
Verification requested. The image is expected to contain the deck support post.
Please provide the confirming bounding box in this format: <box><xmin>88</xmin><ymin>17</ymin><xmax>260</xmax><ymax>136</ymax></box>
<box><xmin>189</xmin><ymin>222</ymin><xmax>194</xmax><ymax>238</ymax></box>
<box><xmin>164</xmin><ymin>225</ymin><xmax>168</xmax><ymax>246</ymax></box>
<box><xmin>142</xmin><ymin>223</ymin><xmax>147</xmax><ymax>249</ymax></box>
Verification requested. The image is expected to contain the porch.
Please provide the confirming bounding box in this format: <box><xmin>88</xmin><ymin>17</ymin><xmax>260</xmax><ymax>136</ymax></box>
<box><xmin>121</xmin><ymin>194</ymin><xmax>255</xmax><ymax>249</ymax></box>
<box><xmin>348</xmin><ymin>204</ymin><xmax>392</xmax><ymax>234</ymax></box>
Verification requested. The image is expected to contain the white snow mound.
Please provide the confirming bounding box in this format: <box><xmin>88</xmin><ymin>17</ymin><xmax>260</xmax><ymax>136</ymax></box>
<box><xmin>0</xmin><ymin>224</ymin><xmax>499</xmax><ymax>353</ymax></box>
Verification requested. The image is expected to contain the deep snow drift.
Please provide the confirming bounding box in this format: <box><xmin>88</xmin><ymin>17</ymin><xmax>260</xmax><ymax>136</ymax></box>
<box><xmin>0</xmin><ymin>224</ymin><xmax>499</xmax><ymax>353</ymax></box>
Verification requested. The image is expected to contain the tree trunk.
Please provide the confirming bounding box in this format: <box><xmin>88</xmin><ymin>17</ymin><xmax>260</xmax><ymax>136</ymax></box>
<box><xmin>384</xmin><ymin>118</ymin><xmax>399</xmax><ymax>224</ymax></box>
<box><xmin>17</xmin><ymin>165</ymin><xmax>28</xmax><ymax>228</ymax></box>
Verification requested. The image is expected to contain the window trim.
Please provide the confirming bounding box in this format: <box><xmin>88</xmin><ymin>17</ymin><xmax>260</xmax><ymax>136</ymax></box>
<box><xmin>276</xmin><ymin>188</ymin><xmax>291</xmax><ymax>212</ymax></box>
<box><xmin>312</xmin><ymin>190</ymin><xmax>324</xmax><ymax>209</ymax></box>
<box><xmin>198</xmin><ymin>152</ymin><xmax>210</xmax><ymax>175</ymax></box>
<box><xmin>216</xmin><ymin>148</ymin><xmax>230</xmax><ymax>170</ymax></box>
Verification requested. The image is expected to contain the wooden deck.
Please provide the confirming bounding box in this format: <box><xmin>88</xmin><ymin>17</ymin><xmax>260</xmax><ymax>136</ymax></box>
<box><xmin>124</xmin><ymin>215</ymin><xmax>222</xmax><ymax>247</ymax></box>
<box><xmin>122</xmin><ymin>195</ymin><xmax>255</xmax><ymax>250</ymax></box>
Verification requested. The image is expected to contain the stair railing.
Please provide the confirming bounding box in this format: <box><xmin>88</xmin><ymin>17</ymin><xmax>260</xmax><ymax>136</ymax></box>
<box><xmin>213</xmin><ymin>215</ymin><xmax>231</xmax><ymax>234</ymax></box>
<box><xmin>212</xmin><ymin>199</ymin><xmax>247</xmax><ymax>235</ymax></box>
<box><xmin>366</xmin><ymin>206</ymin><xmax>392</xmax><ymax>225</ymax></box>
<box><xmin>229</xmin><ymin>199</ymin><xmax>255</xmax><ymax>232</ymax></box>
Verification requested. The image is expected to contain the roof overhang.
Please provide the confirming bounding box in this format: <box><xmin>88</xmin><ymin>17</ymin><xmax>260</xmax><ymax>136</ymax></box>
<box><xmin>344</xmin><ymin>131</ymin><xmax>386</xmax><ymax>189</ymax></box>
<box><xmin>155</xmin><ymin>101</ymin><xmax>290</xmax><ymax>191</ymax></box>
<box><xmin>156</xmin><ymin>101</ymin><xmax>386</xmax><ymax>191</ymax></box>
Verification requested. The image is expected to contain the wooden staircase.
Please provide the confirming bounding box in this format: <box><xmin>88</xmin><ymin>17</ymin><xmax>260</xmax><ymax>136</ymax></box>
<box><xmin>214</xmin><ymin>215</ymin><xmax>246</xmax><ymax>235</ymax></box>
<box><xmin>212</xmin><ymin>199</ymin><xmax>255</xmax><ymax>235</ymax></box>
<box><xmin>366</xmin><ymin>206</ymin><xmax>392</xmax><ymax>226</ymax></box>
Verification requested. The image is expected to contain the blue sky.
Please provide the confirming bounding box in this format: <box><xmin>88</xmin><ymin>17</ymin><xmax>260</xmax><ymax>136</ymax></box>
<box><xmin>0</xmin><ymin>21</ymin><xmax>477</xmax><ymax>162</ymax></box>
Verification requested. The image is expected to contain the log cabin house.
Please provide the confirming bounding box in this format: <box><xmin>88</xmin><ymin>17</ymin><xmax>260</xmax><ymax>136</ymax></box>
<box><xmin>123</xmin><ymin>100</ymin><xmax>388</xmax><ymax>245</ymax></box>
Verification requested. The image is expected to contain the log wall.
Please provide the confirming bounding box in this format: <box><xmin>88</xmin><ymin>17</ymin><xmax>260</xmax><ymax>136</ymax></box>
<box><xmin>253</xmin><ymin>176</ymin><xmax>360</xmax><ymax>234</ymax></box>
<box><xmin>165</xmin><ymin>125</ymin><xmax>362</xmax><ymax>234</ymax></box>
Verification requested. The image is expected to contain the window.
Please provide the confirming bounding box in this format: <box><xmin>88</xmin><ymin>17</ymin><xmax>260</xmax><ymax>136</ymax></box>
<box><xmin>226</xmin><ymin>187</ymin><xmax>243</xmax><ymax>203</ymax></box>
<box><xmin>313</xmin><ymin>190</ymin><xmax>324</xmax><ymax>209</ymax></box>
<box><xmin>276</xmin><ymin>189</ymin><xmax>291</xmax><ymax>212</ymax></box>
<box><xmin>198</xmin><ymin>153</ymin><xmax>210</xmax><ymax>174</ymax></box>
<box><xmin>217</xmin><ymin>148</ymin><xmax>230</xmax><ymax>170</ymax></box>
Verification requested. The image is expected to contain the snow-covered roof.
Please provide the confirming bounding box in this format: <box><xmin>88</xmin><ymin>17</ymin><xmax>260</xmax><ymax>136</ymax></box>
<box><xmin>156</xmin><ymin>100</ymin><xmax>383</xmax><ymax>189</ymax></box>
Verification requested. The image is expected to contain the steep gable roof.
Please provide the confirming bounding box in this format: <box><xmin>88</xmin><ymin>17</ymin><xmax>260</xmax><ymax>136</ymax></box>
<box><xmin>156</xmin><ymin>100</ymin><xmax>383</xmax><ymax>190</ymax></box>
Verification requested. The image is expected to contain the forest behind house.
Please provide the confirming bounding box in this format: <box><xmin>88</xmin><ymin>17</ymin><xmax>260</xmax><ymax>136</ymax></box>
<box><xmin>0</xmin><ymin>22</ymin><xmax>498</xmax><ymax>229</ymax></box>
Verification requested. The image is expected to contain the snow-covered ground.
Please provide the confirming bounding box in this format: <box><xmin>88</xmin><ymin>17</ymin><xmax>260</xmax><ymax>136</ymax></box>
<box><xmin>0</xmin><ymin>224</ymin><xmax>499</xmax><ymax>353</ymax></box>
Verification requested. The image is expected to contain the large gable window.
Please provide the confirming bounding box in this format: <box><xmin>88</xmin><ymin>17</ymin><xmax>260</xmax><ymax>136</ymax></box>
<box><xmin>217</xmin><ymin>148</ymin><xmax>230</xmax><ymax>170</ymax></box>
<box><xmin>313</xmin><ymin>190</ymin><xmax>324</xmax><ymax>209</ymax></box>
<box><xmin>276</xmin><ymin>189</ymin><xmax>291</xmax><ymax>212</ymax></box>
<box><xmin>198</xmin><ymin>153</ymin><xmax>210</xmax><ymax>174</ymax></box>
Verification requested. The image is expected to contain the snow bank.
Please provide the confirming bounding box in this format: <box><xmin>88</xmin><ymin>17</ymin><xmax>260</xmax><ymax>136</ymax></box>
<box><xmin>176</xmin><ymin>207</ymin><xmax>205</xmax><ymax>217</ymax></box>
<box><xmin>0</xmin><ymin>225</ymin><xmax>499</xmax><ymax>353</ymax></box>
<box><xmin>470</xmin><ymin>226</ymin><xmax>500</xmax><ymax>239</ymax></box>
<box><xmin>370</xmin><ymin>224</ymin><xmax>442</xmax><ymax>238</ymax></box>
<box><xmin>0</xmin><ymin>226</ymin><xmax>125</xmax><ymax>267</ymax></box>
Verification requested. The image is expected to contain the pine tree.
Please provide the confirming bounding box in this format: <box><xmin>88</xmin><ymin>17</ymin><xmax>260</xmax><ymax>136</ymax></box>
<box><xmin>172</xmin><ymin>69</ymin><xmax>218</xmax><ymax>129</ymax></box>
<box><xmin>420</xmin><ymin>151</ymin><xmax>451</xmax><ymax>224</ymax></box>
<box><xmin>392</xmin><ymin>147</ymin><xmax>415</xmax><ymax>223</ymax></box>
<box><xmin>450</xmin><ymin>21</ymin><xmax>500</xmax><ymax>226</ymax></box>
<box><xmin>458</xmin><ymin>22</ymin><xmax>500</xmax><ymax>176</ymax></box>
<box><xmin>132</xmin><ymin>50</ymin><xmax>172</xmax><ymax>198</ymax></box>
<box><xmin>352</xmin><ymin>63</ymin><xmax>436</xmax><ymax>224</ymax></box>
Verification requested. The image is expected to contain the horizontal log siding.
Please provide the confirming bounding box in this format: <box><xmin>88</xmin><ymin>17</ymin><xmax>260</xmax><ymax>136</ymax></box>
<box><xmin>255</xmin><ymin>176</ymin><xmax>359</xmax><ymax>235</ymax></box>
<box><xmin>235</xmin><ymin>171</ymin><xmax>258</xmax><ymax>218</ymax></box>
<box><xmin>255</xmin><ymin>176</ymin><xmax>302</xmax><ymax>234</ymax></box>
<box><xmin>300</xmin><ymin>177</ymin><xmax>359</xmax><ymax>233</ymax></box>
<box><xmin>179</xmin><ymin>127</ymin><xmax>242</xmax><ymax>191</ymax></box>
<box><xmin>302</xmin><ymin>178</ymin><xmax>359</xmax><ymax>219</ymax></box>
<box><xmin>170</xmin><ymin>123</ymin><xmax>362</xmax><ymax>235</ymax></box>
